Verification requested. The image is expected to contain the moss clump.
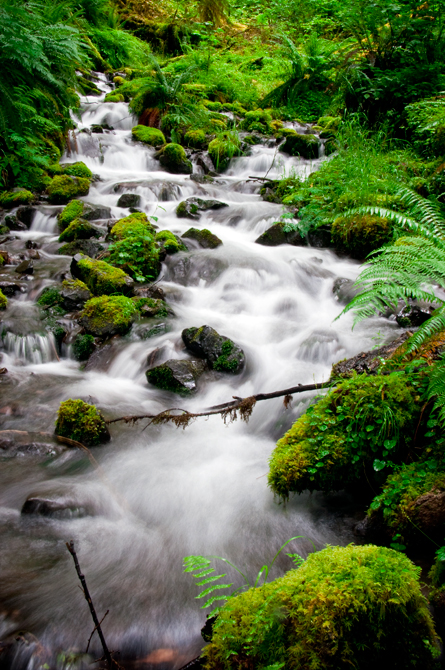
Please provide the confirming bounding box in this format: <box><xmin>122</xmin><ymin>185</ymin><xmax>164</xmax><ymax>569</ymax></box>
<box><xmin>0</xmin><ymin>189</ymin><xmax>34</xmax><ymax>209</ymax></box>
<box><xmin>332</xmin><ymin>214</ymin><xmax>393</xmax><ymax>259</ymax></box>
<box><xmin>280</xmin><ymin>133</ymin><xmax>320</xmax><ymax>159</ymax></box>
<box><xmin>158</xmin><ymin>143</ymin><xmax>192</xmax><ymax>175</ymax></box>
<box><xmin>47</xmin><ymin>175</ymin><xmax>90</xmax><ymax>204</ymax></box>
<box><xmin>37</xmin><ymin>286</ymin><xmax>64</xmax><ymax>308</ymax></box>
<box><xmin>57</xmin><ymin>199</ymin><xmax>85</xmax><ymax>230</ymax></box>
<box><xmin>204</xmin><ymin>545</ymin><xmax>439</xmax><ymax>670</ymax></box>
<box><xmin>72</xmin><ymin>333</ymin><xmax>95</xmax><ymax>361</ymax></box>
<box><xmin>133</xmin><ymin>297</ymin><xmax>170</xmax><ymax>317</ymax></box>
<box><xmin>113</xmin><ymin>76</ymin><xmax>125</xmax><ymax>86</ymax></box>
<box><xmin>241</xmin><ymin>109</ymin><xmax>273</xmax><ymax>134</ymax></box>
<box><xmin>109</xmin><ymin>214</ymin><xmax>160</xmax><ymax>281</ymax></box>
<box><xmin>213</xmin><ymin>339</ymin><xmax>240</xmax><ymax>372</ymax></box>
<box><xmin>55</xmin><ymin>398</ymin><xmax>110</xmax><ymax>446</ymax></box>
<box><xmin>0</xmin><ymin>289</ymin><xmax>7</xmax><ymax>310</ymax></box>
<box><xmin>184</xmin><ymin>129</ymin><xmax>207</xmax><ymax>149</ymax></box>
<box><xmin>75</xmin><ymin>257</ymin><xmax>133</xmax><ymax>295</ymax></box>
<box><xmin>59</xmin><ymin>218</ymin><xmax>100</xmax><ymax>243</ymax></box>
<box><xmin>268</xmin><ymin>372</ymin><xmax>418</xmax><ymax>498</ymax></box>
<box><xmin>104</xmin><ymin>92</ymin><xmax>125</xmax><ymax>103</ymax></box>
<box><xmin>80</xmin><ymin>295</ymin><xmax>137</xmax><ymax>336</ymax></box>
<box><xmin>208</xmin><ymin>132</ymin><xmax>241</xmax><ymax>171</ymax></box>
<box><xmin>109</xmin><ymin>212</ymin><xmax>155</xmax><ymax>240</ymax></box>
<box><xmin>131</xmin><ymin>125</ymin><xmax>166</xmax><ymax>146</ymax></box>
<box><xmin>61</xmin><ymin>162</ymin><xmax>93</xmax><ymax>179</ymax></box>
<box><xmin>182</xmin><ymin>227</ymin><xmax>222</xmax><ymax>249</ymax></box>
<box><xmin>155</xmin><ymin>229</ymin><xmax>187</xmax><ymax>254</ymax></box>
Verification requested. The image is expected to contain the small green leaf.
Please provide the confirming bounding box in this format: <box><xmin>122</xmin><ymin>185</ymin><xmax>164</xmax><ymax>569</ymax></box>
<box><xmin>373</xmin><ymin>459</ymin><xmax>386</xmax><ymax>471</ymax></box>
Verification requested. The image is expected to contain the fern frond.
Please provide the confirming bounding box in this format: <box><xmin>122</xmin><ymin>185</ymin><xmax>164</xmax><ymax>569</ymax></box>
<box><xmin>428</xmin><ymin>355</ymin><xmax>445</xmax><ymax>424</ymax></box>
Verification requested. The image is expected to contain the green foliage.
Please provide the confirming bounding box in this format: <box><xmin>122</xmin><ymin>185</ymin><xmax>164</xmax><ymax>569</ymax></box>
<box><xmin>72</xmin><ymin>333</ymin><xmax>95</xmax><ymax>361</ymax></box>
<box><xmin>88</xmin><ymin>27</ymin><xmax>151</xmax><ymax>70</ymax></box>
<box><xmin>80</xmin><ymin>295</ymin><xmax>137</xmax><ymax>335</ymax></box>
<box><xmin>59</xmin><ymin>218</ymin><xmax>99</xmax><ymax>242</ymax></box>
<box><xmin>268</xmin><ymin>372</ymin><xmax>418</xmax><ymax>498</ymax></box>
<box><xmin>57</xmin><ymin>199</ymin><xmax>85</xmax><ymax>230</ymax></box>
<box><xmin>0</xmin><ymin>189</ymin><xmax>34</xmax><ymax>208</ymax></box>
<box><xmin>131</xmin><ymin>125</ymin><xmax>166</xmax><ymax>146</ymax></box>
<box><xmin>61</xmin><ymin>162</ymin><xmax>92</xmax><ymax>179</ymax></box>
<box><xmin>130</xmin><ymin>56</ymin><xmax>198</xmax><ymax>116</ymax></box>
<box><xmin>109</xmin><ymin>212</ymin><xmax>155</xmax><ymax>240</ymax></box>
<box><xmin>204</xmin><ymin>544</ymin><xmax>439</xmax><ymax>670</ymax></box>
<box><xmin>37</xmin><ymin>286</ymin><xmax>63</xmax><ymax>307</ymax></box>
<box><xmin>76</xmin><ymin>257</ymin><xmax>133</xmax><ymax>295</ymax></box>
<box><xmin>241</xmin><ymin>109</ymin><xmax>273</xmax><ymax>134</ymax></box>
<box><xmin>332</xmin><ymin>213</ymin><xmax>393</xmax><ymax>259</ymax></box>
<box><xmin>47</xmin><ymin>175</ymin><xmax>90</xmax><ymax>204</ymax></box>
<box><xmin>184</xmin><ymin>128</ymin><xmax>207</xmax><ymax>148</ymax></box>
<box><xmin>155</xmin><ymin>229</ymin><xmax>187</xmax><ymax>253</ymax></box>
<box><xmin>0</xmin><ymin>289</ymin><xmax>8</xmax><ymax>310</ymax></box>
<box><xmin>280</xmin><ymin>133</ymin><xmax>319</xmax><ymax>159</ymax></box>
<box><xmin>109</xmin><ymin>215</ymin><xmax>160</xmax><ymax>282</ymax></box>
<box><xmin>208</xmin><ymin>131</ymin><xmax>241</xmax><ymax>170</ymax></box>
<box><xmin>55</xmin><ymin>398</ymin><xmax>109</xmax><ymax>446</ymax></box>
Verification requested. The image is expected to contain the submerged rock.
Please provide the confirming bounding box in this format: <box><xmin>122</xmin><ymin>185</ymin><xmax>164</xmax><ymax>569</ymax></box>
<box><xmin>146</xmin><ymin>358</ymin><xmax>207</xmax><ymax>394</ymax></box>
<box><xmin>14</xmin><ymin>260</ymin><xmax>33</xmax><ymax>274</ymax></box>
<box><xmin>117</xmin><ymin>193</ymin><xmax>141</xmax><ymax>208</ymax></box>
<box><xmin>182</xmin><ymin>325</ymin><xmax>245</xmax><ymax>373</ymax></box>
<box><xmin>332</xmin><ymin>277</ymin><xmax>360</xmax><ymax>304</ymax></box>
<box><xmin>182</xmin><ymin>228</ymin><xmax>222</xmax><ymax>249</ymax></box>
<box><xmin>255</xmin><ymin>222</ymin><xmax>303</xmax><ymax>247</ymax></box>
<box><xmin>21</xmin><ymin>497</ymin><xmax>91</xmax><ymax>519</ymax></box>
<box><xmin>176</xmin><ymin>197</ymin><xmax>228</xmax><ymax>220</ymax></box>
<box><xmin>396</xmin><ymin>303</ymin><xmax>433</xmax><ymax>328</ymax></box>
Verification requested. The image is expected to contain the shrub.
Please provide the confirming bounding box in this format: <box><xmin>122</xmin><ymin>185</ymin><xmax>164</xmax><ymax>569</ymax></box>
<box><xmin>73</xmin><ymin>256</ymin><xmax>134</xmax><ymax>295</ymax></box>
<box><xmin>332</xmin><ymin>214</ymin><xmax>393</xmax><ymax>258</ymax></box>
<box><xmin>0</xmin><ymin>189</ymin><xmax>34</xmax><ymax>209</ymax></box>
<box><xmin>131</xmin><ymin>125</ymin><xmax>166</xmax><ymax>146</ymax></box>
<box><xmin>204</xmin><ymin>545</ymin><xmax>439</xmax><ymax>670</ymax></box>
<box><xmin>47</xmin><ymin>175</ymin><xmax>90</xmax><ymax>204</ymax></box>
<box><xmin>55</xmin><ymin>398</ymin><xmax>110</xmax><ymax>446</ymax></box>
<box><xmin>37</xmin><ymin>286</ymin><xmax>63</xmax><ymax>307</ymax></box>
<box><xmin>268</xmin><ymin>372</ymin><xmax>419</xmax><ymax>498</ymax></box>
<box><xmin>79</xmin><ymin>295</ymin><xmax>137</xmax><ymax>337</ymax></box>
<box><xmin>109</xmin><ymin>215</ymin><xmax>160</xmax><ymax>282</ymax></box>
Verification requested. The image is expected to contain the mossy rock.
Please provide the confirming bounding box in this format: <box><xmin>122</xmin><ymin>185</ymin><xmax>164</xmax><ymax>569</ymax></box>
<box><xmin>59</xmin><ymin>239</ymin><xmax>104</xmax><ymax>258</ymax></box>
<box><xmin>57</xmin><ymin>200</ymin><xmax>111</xmax><ymax>230</ymax></box>
<box><xmin>131</xmin><ymin>125</ymin><xmax>166</xmax><ymax>146</ymax></box>
<box><xmin>60</xmin><ymin>278</ymin><xmax>92</xmax><ymax>311</ymax></box>
<box><xmin>108</xmin><ymin>214</ymin><xmax>160</xmax><ymax>281</ymax></box>
<box><xmin>176</xmin><ymin>197</ymin><xmax>228</xmax><ymax>220</ymax></box>
<box><xmin>155</xmin><ymin>230</ymin><xmax>187</xmax><ymax>254</ymax></box>
<box><xmin>280</xmin><ymin>133</ymin><xmax>320</xmax><ymax>159</ymax></box>
<box><xmin>55</xmin><ymin>399</ymin><xmax>110</xmax><ymax>446</ymax></box>
<box><xmin>241</xmin><ymin>109</ymin><xmax>273</xmax><ymax>134</ymax></box>
<box><xmin>71</xmin><ymin>254</ymin><xmax>134</xmax><ymax>296</ymax></box>
<box><xmin>104</xmin><ymin>92</ymin><xmax>125</xmax><ymax>103</ymax></box>
<box><xmin>0</xmin><ymin>289</ymin><xmax>8</xmax><ymax>310</ymax></box>
<box><xmin>132</xmin><ymin>297</ymin><xmax>172</xmax><ymax>317</ymax></box>
<box><xmin>268</xmin><ymin>372</ymin><xmax>419</xmax><ymax>498</ymax></box>
<box><xmin>182</xmin><ymin>228</ymin><xmax>222</xmax><ymax>249</ymax></box>
<box><xmin>255</xmin><ymin>221</ymin><xmax>303</xmax><ymax>247</ymax></box>
<box><xmin>79</xmin><ymin>295</ymin><xmax>137</xmax><ymax>337</ymax></box>
<box><xmin>113</xmin><ymin>75</ymin><xmax>125</xmax><ymax>86</ymax></box>
<box><xmin>146</xmin><ymin>358</ymin><xmax>207</xmax><ymax>394</ymax></box>
<box><xmin>72</xmin><ymin>333</ymin><xmax>95</xmax><ymax>361</ymax></box>
<box><xmin>60</xmin><ymin>162</ymin><xmax>93</xmax><ymax>180</ymax></box>
<box><xmin>243</xmin><ymin>134</ymin><xmax>262</xmax><ymax>146</ymax></box>
<box><xmin>204</xmin><ymin>544</ymin><xmax>439</xmax><ymax>670</ymax></box>
<box><xmin>59</xmin><ymin>218</ymin><xmax>102</xmax><ymax>243</ymax></box>
<box><xmin>109</xmin><ymin>212</ymin><xmax>155</xmax><ymax>240</ymax></box>
<box><xmin>204</xmin><ymin>101</ymin><xmax>223</xmax><ymax>111</ymax></box>
<box><xmin>47</xmin><ymin>175</ymin><xmax>90</xmax><ymax>205</ymax></box>
<box><xmin>184</xmin><ymin>129</ymin><xmax>207</xmax><ymax>149</ymax></box>
<box><xmin>332</xmin><ymin>214</ymin><xmax>393</xmax><ymax>259</ymax></box>
<box><xmin>0</xmin><ymin>189</ymin><xmax>34</xmax><ymax>209</ymax></box>
<box><xmin>158</xmin><ymin>143</ymin><xmax>192</xmax><ymax>175</ymax></box>
<box><xmin>37</xmin><ymin>286</ymin><xmax>64</xmax><ymax>308</ymax></box>
<box><xmin>182</xmin><ymin>325</ymin><xmax>244</xmax><ymax>373</ymax></box>
<box><xmin>208</xmin><ymin>133</ymin><xmax>242</xmax><ymax>171</ymax></box>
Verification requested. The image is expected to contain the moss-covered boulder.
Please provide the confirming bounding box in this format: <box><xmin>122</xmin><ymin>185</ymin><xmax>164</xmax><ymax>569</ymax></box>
<box><xmin>131</xmin><ymin>125</ymin><xmax>166</xmax><ymax>146</ymax></box>
<box><xmin>155</xmin><ymin>230</ymin><xmax>187</xmax><ymax>254</ymax></box>
<box><xmin>59</xmin><ymin>239</ymin><xmax>104</xmax><ymax>258</ymax></box>
<box><xmin>133</xmin><ymin>297</ymin><xmax>172</xmax><ymax>317</ymax></box>
<box><xmin>146</xmin><ymin>358</ymin><xmax>207</xmax><ymax>394</ymax></box>
<box><xmin>0</xmin><ymin>189</ymin><xmax>34</xmax><ymax>209</ymax></box>
<box><xmin>104</xmin><ymin>92</ymin><xmax>124</xmax><ymax>103</ymax></box>
<box><xmin>241</xmin><ymin>109</ymin><xmax>273</xmax><ymax>134</ymax></box>
<box><xmin>182</xmin><ymin>228</ymin><xmax>222</xmax><ymax>249</ymax></box>
<box><xmin>280</xmin><ymin>133</ymin><xmax>320</xmax><ymax>159</ymax></box>
<box><xmin>72</xmin><ymin>333</ymin><xmax>95</xmax><ymax>361</ymax></box>
<box><xmin>332</xmin><ymin>214</ymin><xmax>393</xmax><ymax>259</ymax></box>
<box><xmin>176</xmin><ymin>197</ymin><xmax>228</xmax><ymax>220</ymax></box>
<box><xmin>184</xmin><ymin>129</ymin><xmax>207</xmax><ymax>149</ymax></box>
<box><xmin>79</xmin><ymin>295</ymin><xmax>137</xmax><ymax>337</ymax></box>
<box><xmin>37</xmin><ymin>286</ymin><xmax>64</xmax><ymax>308</ymax></box>
<box><xmin>109</xmin><ymin>213</ymin><xmax>160</xmax><ymax>281</ymax></box>
<box><xmin>0</xmin><ymin>289</ymin><xmax>8</xmax><ymax>309</ymax></box>
<box><xmin>57</xmin><ymin>200</ymin><xmax>111</xmax><ymax>230</ymax></box>
<box><xmin>268</xmin><ymin>372</ymin><xmax>419</xmax><ymax>498</ymax></box>
<box><xmin>71</xmin><ymin>254</ymin><xmax>134</xmax><ymax>296</ymax></box>
<box><xmin>59</xmin><ymin>218</ymin><xmax>102</xmax><ymax>243</ymax></box>
<box><xmin>158</xmin><ymin>143</ymin><xmax>192</xmax><ymax>175</ymax></box>
<box><xmin>204</xmin><ymin>545</ymin><xmax>439</xmax><ymax>670</ymax></box>
<box><xmin>47</xmin><ymin>175</ymin><xmax>90</xmax><ymax>204</ymax></box>
<box><xmin>255</xmin><ymin>221</ymin><xmax>303</xmax><ymax>247</ymax></box>
<box><xmin>60</xmin><ymin>278</ymin><xmax>92</xmax><ymax>311</ymax></box>
<box><xmin>182</xmin><ymin>325</ymin><xmax>244</xmax><ymax>373</ymax></box>
<box><xmin>55</xmin><ymin>399</ymin><xmax>110</xmax><ymax>446</ymax></box>
<box><xmin>109</xmin><ymin>212</ymin><xmax>155</xmax><ymax>239</ymax></box>
<box><xmin>60</xmin><ymin>162</ymin><xmax>93</xmax><ymax>179</ymax></box>
<box><xmin>208</xmin><ymin>133</ymin><xmax>241</xmax><ymax>171</ymax></box>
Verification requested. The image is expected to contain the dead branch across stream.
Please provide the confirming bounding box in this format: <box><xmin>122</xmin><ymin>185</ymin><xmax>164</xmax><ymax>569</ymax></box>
<box><xmin>106</xmin><ymin>380</ymin><xmax>330</xmax><ymax>429</ymax></box>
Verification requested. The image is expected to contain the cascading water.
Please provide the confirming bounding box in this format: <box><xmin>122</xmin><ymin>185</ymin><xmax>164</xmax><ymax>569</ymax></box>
<box><xmin>0</xmin><ymin>76</ymin><xmax>401</xmax><ymax>668</ymax></box>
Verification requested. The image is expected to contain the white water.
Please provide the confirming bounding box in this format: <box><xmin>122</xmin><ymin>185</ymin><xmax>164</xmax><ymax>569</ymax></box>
<box><xmin>0</xmin><ymin>75</ymin><xmax>400</xmax><ymax>668</ymax></box>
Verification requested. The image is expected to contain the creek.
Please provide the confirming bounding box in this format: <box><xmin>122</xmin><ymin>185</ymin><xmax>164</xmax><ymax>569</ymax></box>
<box><xmin>0</xmin><ymin>75</ymin><xmax>400</xmax><ymax>669</ymax></box>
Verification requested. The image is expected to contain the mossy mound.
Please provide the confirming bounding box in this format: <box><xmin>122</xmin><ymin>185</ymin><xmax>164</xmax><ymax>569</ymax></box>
<box><xmin>268</xmin><ymin>372</ymin><xmax>418</xmax><ymax>498</ymax></box>
<box><xmin>131</xmin><ymin>125</ymin><xmax>166</xmax><ymax>146</ymax></box>
<box><xmin>57</xmin><ymin>200</ymin><xmax>111</xmax><ymax>230</ymax></box>
<box><xmin>104</xmin><ymin>92</ymin><xmax>125</xmax><ymax>103</ymax></box>
<box><xmin>280</xmin><ymin>133</ymin><xmax>320</xmax><ymax>159</ymax></box>
<box><xmin>182</xmin><ymin>325</ymin><xmax>244</xmax><ymax>373</ymax></box>
<box><xmin>47</xmin><ymin>175</ymin><xmax>90</xmax><ymax>204</ymax></box>
<box><xmin>0</xmin><ymin>289</ymin><xmax>8</xmax><ymax>310</ymax></box>
<box><xmin>241</xmin><ymin>109</ymin><xmax>273</xmax><ymax>134</ymax></box>
<box><xmin>71</xmin><ymin>254</ymin><xmax>134</xmax><ymax>296</ymax></box>
<box><xmin>204</xmin><ymin>545</ymin><xmax>439</xmax><ymax>670</ymax></box>
<box><xmin>208</xmin><ymin>133</ymin><xmax>241</xmax><ymax>171</ymax></box>
<box><xmin>182</xmin><ymin>228</ymin><xmax>222</xmax><ymax>249</ymax></box>
<box><xmin>109</xmin><ymin>212</ymin><xmax>155</xmax><ymax>240</ymax></box>
<box><xmin>158</xmin><ymin>143</ymin><xmax>192</xmax><ymax>175</ymax></box>
<box><xmin>79</xmin><ymin>295</ymin><xmax>137</xmax><ymax>337</ymax></box>
<box><xmin>155</xmin><ymin>230</ymin><xmax>187</xmax><ymax>254</ymax></box>
<box><xmin>133</xmin><ymin>297</ymin><xmax>171</xmax><ymax>317</ymax></box>
<box><xmin>0</xmin><ymin>189</ymin><xmax>34</xmax><ymax>209</ymax></box>
<box><xmin>109</xmin><ymin>214</ymin><xmax>160</xmax><ymax>281</ymax></box>
<box><xmin>55</xmin><ymin>399</ymin><xmax>110</xmax><ymax>446</ymax></box>
<box><xmin>72</xmin><ymin>333</ymin><xmax>95</xmax><ymax>361</ymax></box>
<box><xmin>59</xmin><ymin>218</ymin><xmax>101</xmax><ymax>243</ymax></box>
<box><xmin>37</xmin><ymin>286</ymin><xmax>64</xmax><ymax>308</ymax></box>
<box><xmin>332</xmin><ymin>214</ymin><xmax>393</xmax><ymax>259</ymax></box>
<box><xmin>184</xmin><ymin>129</ymin><xmax>207</xmax><ymax>149</ymax></box>
<box><xmin>60</xmin><ymin>162</ymin><xmax>93</xmax><ymax>179</ymax></box>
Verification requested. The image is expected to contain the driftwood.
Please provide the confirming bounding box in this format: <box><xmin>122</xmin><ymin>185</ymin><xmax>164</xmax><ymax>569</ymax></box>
<box><xmin>106</xmin><ymin>381</ymin><xmax>330</xmax><ymax>429</ymax></box>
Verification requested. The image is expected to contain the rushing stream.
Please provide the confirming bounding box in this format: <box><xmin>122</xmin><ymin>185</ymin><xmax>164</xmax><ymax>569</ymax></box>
<box><xmin>0</xmin><ymin>75</ymin><xmax>401</xmax><ymax>668</ymax></box>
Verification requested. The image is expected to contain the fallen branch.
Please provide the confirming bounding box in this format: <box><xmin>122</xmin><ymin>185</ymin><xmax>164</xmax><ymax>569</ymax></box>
<box><xmin>106</xmin><ymin>380</ymin><xmax>330</xmax><ymax>428</ymax></box>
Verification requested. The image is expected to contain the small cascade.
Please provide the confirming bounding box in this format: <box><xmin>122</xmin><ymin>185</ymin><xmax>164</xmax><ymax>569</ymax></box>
<box><xmin>2</xmin><ymin>331</ymin><xmax>58</xmax><ymax>364</ymax></box>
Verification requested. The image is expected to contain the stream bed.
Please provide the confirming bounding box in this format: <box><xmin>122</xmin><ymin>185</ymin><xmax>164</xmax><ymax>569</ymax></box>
<box><xmin>0</xmin><ymin>75</ymin><xmax>401</xmax><ymax>669</ymax></box>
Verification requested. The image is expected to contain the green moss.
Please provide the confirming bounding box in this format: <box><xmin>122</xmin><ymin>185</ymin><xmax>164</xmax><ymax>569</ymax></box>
<box><xmin>155</xmin><ymin>229</ymin><xmax>187</xmax><ymax>253</ymax></box>
<box><xmin>0</xmin><ymin>189</ymin><xmax>34</xmax><ymax>209</ymax></box>
<box><xmin>317</xmin><ymin>115</ymin><xmax>341</xmax><ymax>131</ymax></box>
<box><xmin>159</xmin><ymin>143</ymin><xmax>193</xmax><ymax>174</ymax></box>
<box><xmin>61</xmin><ymin>162</ymin><xmax>93</xmax><ymax>180</ymax></box>
<box><xmin>204</xmin><ymin>545</ymin><xmax>439</xmax><ymax>670</ymax></box>
<box><xmin>80</xmin><ymin>295</ymin><xmax>137</xmax><ymax>335</ymax></box>
<box><xmin>213</xmin><ymin>339</ymin><xmax>240</xmax><ymax>372</ymax></box>
<box><xmin>104</xmin><ymin>92</ymin><xmax>125</xmax><ymax>103</ymax></box>
<box><xmin>113</xmin><ymin>76</ymin><xmax>125</xmax><ymax>86</ymax></box>
<box><xmin>57</xmin><ymin>199</ymin><xmax>85</xmax><ymax>230</ymax></box>
<box><xmin>131</xmin><ymin>125</ymin><xmax>166</xmax><ymax>146</ymax></box>
<box><xmin>0</xmin><ymin>289</ymin><xmax>7</xmax><ymax>310</ymax></box>
<box><xmin>62</xmin><ymin>278</ymin><xmax>89</xmax><ymax>292</ymax></box>
<box><xmin>47</xmin><ymin>175</ymin><xmax>90</xmax><ymax>204</ymax></box>
<box><xmin>110</xmin><ymin>212</ymin><xmax>155</xmax><ymax>240</ymax></box>
<box><xmin>133</xmin><ymin>297</ymin><xmax>170</xmax><ymax>317</ymax></box>
<box><xmin>184</xmin><ymin>129</ymin><xmax>207</xmax><ymax>149</ymax></box>
<box><xmin>55</xmin><ymin>398</ymin><xmax>110</xmax><ymax>446</ymax></box>
<box><xmin>109</xmin><ymin>214</ymin><xmax>160</xmax><ymax>281</ymax></box>
<box><xmin>76</xmin><ymin>257</ymin><xmax>133</xmax><ymax>295</ymax></box>
<box><xmin>280</xmin><ymin>133</ymin><xmax>320</xmax><ymax>159</ymax></box>
<box><xmin>208</xmin><ymin>132</ymin><xmax>241</xmax><ymax>171</ymax></box>
<box><xmin>59</xmin><ymin>218</ymin><xmax>100</xmax><ymax>243</ymax></box>
<box><xmin>146</xmin><ymin>365</ymin><xmax>190</xmax><ymax>395</ymax></box>
<box><xmin>175</xmin><ymin>201</ymin><xmax>188</xmax><ymax>217</ymax></box>
<box><xmin>203</xmin><ymin>100</ymin><xmax>223</xmax><ymax>111</ymax></box>
<box><xmin>332</xmin><ymin>214</ymin><xmax>393</xmax><ymax>259</ymax></box>
<box><xmin>37</xmin><ymin>286</ymin><xmax>63</xmax><ymax>307</ymax></box>
<box><xmin>268</xmin><ymin>372</ymin><xmax>418</xmax><ymax>498</ymax></box>
<box><xmin>241</xmin><ymin>109</ymin><xmax>273</xmax><ymax>134</ymax></box>
<box><xmin>72</xmin><ymin>333</ymin><xmax>95</xmax><ymax>361</ymax></box>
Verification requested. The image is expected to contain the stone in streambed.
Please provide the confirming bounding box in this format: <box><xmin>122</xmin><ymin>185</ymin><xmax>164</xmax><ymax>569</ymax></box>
<box><xmin>182</xmin><ymin>228</ymin><xmax>222</xmax><ymax>249</ymax></box>
<box><xmin>58</xmin><ymin>239</ymin><xmax>104</xmax><ymax>257</ymax></box>
<box><xmin>182</xmin><ymin>325</ymin><xmax>245</xmax><ymax>373</ymax></box>
<box><xmin>21</xmin><ymin>497</ymin><xmax>90</xmax><ymax>519</ymax></box>
<box><xmin>146</xmin><ymin>359</ymin><xmax>207</xmax><ymax>394</ymax></box>
<box><xmin>396</xmin><ymin>304</ymin><xmax>432</xmax><ymax>328</ymax></box>
<box><xmin>176</xmin><ymin>197</ymin><xmax>228</xmax><ymax>220</ymax></box>
<box><xmin>332</xmin><ymin>277</ymin><xmax>360</xmax><ymax>304</ymax></box>
<box><xmin>117</xmin><ymin>193</ymin><xmax>141</xmax><ymax>208</ymax></box>
<box><xmin>57</xmin><ymin>200</ymin><xmax>112</xmax><ymax>230</ymax></box>
<box><xmin>71</xmin><ymin>254</ymin><xmax>134</xmax><ymax>295</ymax></box>
<box><xmin>79</xmin><ymin>295</ymin><xmax>137</xmax><ymax>337</ymax></box>
<box><xmin>255</xmin><ymin>221</ymin><xmax>303</xmax><ymax>247</ymax></box>
<box><xmin>14</xmin><ymin>260</ymin><xmax>33</xmax><ymax>274</ymax></box>
<box><xmin>58</xmin><ymin>218</ymin><xmax>102</xmax><ymax>243</ymax></box>
<box><xmin>55</xmin><ymin>398</ymin><xmax>110</xmax><ymax>446</ymax></box>
<box><xmin>60</xmin><ymin>278</ymin><xmax>92</xmax><ymax>311</ymax></box>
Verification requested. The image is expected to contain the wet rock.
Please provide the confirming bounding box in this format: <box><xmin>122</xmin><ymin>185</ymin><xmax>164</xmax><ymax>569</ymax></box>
<box><xmin>0</xmin><ymin>281</ymin><xmax>25</xmax><ymax>296</ymax></box>
<box><xmin>260</xmin><ymin>186</ymin><xmax>281</xmax><ymax>204</ymax></box>
<box><xmin>91</xmin><ymin>124</ymin><xmax>104</xmax><ymax>133</ymax></box>
<box><xmin>307</xmin><ymin>225</ymin><xmax>333</xmax><ymax>248</ymax></box>
<box><xmin>354</xmin><ymin>512</ymin><xmax>389</xmax><ymax>543</ymax></box>
<box><xmin>182</xmin><ymin>325</ymin><xmax>245</xmax><ymax>373</ymax></box>
<box><xmin>0</xmin><ymin>430</ymin><xmax>65</xmax><ymax>458</ymax></box>
<box><xmin>134</xmin><ymin>285</ymin><xmax>165</xmax><ymax>300</ymax></box>
<box><xmin>14</xmin><ymin>260</ymin><xmax>33</xmax><ymax>274</ymax></box>
<box><xmin>81</xmin><ymin>202</ymin><xmax>112</xmax><ymax>221</ymax></box>
<box><xmin>396</xmin><ymin>304</ymin><xmax>432</xmax><ymax>328</ymax></box>
<box><xmin>71</xmin><ymin>254</ymin><xmax>134</xmax><ymax>296</ymax></box>
<box><xmin>60</xmin><ymin>279</ymin><xmax>92</xmax><ymax>311</ymax></box>
<box><xmin>4</xmin><ymin>215</ymin><xmax>27</xmax><ymax>231</ymax></box>
<box><xmin>331</xmin><ymin>332</ymin><xmax>410</xmax><ymax>377</ymax></box>
<box><xmin>25</xmin><ymin>240</ymin><xmax>39</xmax><ymax>249</ymax></box>
<box><xmin>255</xmin><ymin>222</ymin><xmax>303</xmax><ymax>247</ymax></box>
<box><xmin>21</xmin><ymin>497</ymin><xmax>90</xmax><ymax>519</ymax></box>
<box><xmin>137</xmin><ymin>322</ymin><xmax>169</xmax><ymax>339</ymax></box>
<box><xmin>182</xmin><ymin>228</ymin><xmax>222</xmax><ymax>249</ymax></box>
<box><xmin>176</xmin><ymin>197</ymin><xmax>228</xmax><ymax>219</ymax></box>
<box><xmin>58</xmin><ymin>239</ymin><xmax>104</xmax><ymax>258</ymax></box>
<box><xmin>158</xmin><ymin>143</ymin><xmax>193</xmax><ymax>175</ymax></box>
<box><xmin>165</xmin><ymin>255</ymin><xmax>227</xmax><ymax>286</ymax></box>
<box><xmin>191</xmin><ymin>174</ymin><xmax>215</xmax><ymax>184</ymax></box>
<box><xmin>16</xmin><ymin>206</ymin><xmax>35</xmax><ymax>227</ymax></box>
<box><xmin>332</xmin><ymin>278</ymin><xmax>360</xmax><ymax>304</ymax></box>
<box><xmin>117</xmin><ymin>193</ymin><xmax>141</xmax><ymax>208</ymax></box>
<box><xmin>27</xmin><ymin>249</ymin><xmax>40</xmax><ymax>260</ymax></box>
<box><xmin>146</xmin><ymin>358</ymin><xmax>207</xmax><ymax>394</ymax></box>
<box><xmin>195</xmin><ymin>152</ymin><xmax>217</xmax><ymax>175</ymax></box>
<box><xmin>413</xmin><ymin>488</ymin><xmax>445</xmax><ymax>531</ymax></box>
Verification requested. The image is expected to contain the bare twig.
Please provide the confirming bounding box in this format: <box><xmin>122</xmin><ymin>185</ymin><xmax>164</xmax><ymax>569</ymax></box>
<box><xmin>86</xmin><ymin>610</ymin><xmax>109</xmax><ymax>654</ymax></box>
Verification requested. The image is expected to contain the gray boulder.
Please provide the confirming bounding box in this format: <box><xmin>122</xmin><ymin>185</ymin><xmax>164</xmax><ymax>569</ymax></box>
<box><xmin>59</xmin><ymin>239</ymin><xmax>104</xmax><ymax>257</ymax></box>
<box><xmin>117</xmin><ymin>193</ymin><xmax>141</xmax><ymax>208</ymax></box>
<box><xmin>332</xmin><ymin>278</ymin><xmax>360</xmax><ymax>304</ymax></box>
<box><xmin>146</xmin><ymin>358</ymin><xmax>207</xmax><ymax>394</ymax></box>
<box><xmin>182</xmin><ymin>325</ymin><xmax>245</xmax><ymax>373</ymax></box>
<box><xmin>82</xmin><ymin>202</ymin><xmax>112</xmax><ymax>221</ymax></box>
<box><xmin>60</xmin><ymin>279</ymin><xmax>92</xmax><ymax>311</ymax></box>
<box><xmin>255</xmin><ymin>221</ymin><xmax>303</xmax><ymax>247</ymax></box>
